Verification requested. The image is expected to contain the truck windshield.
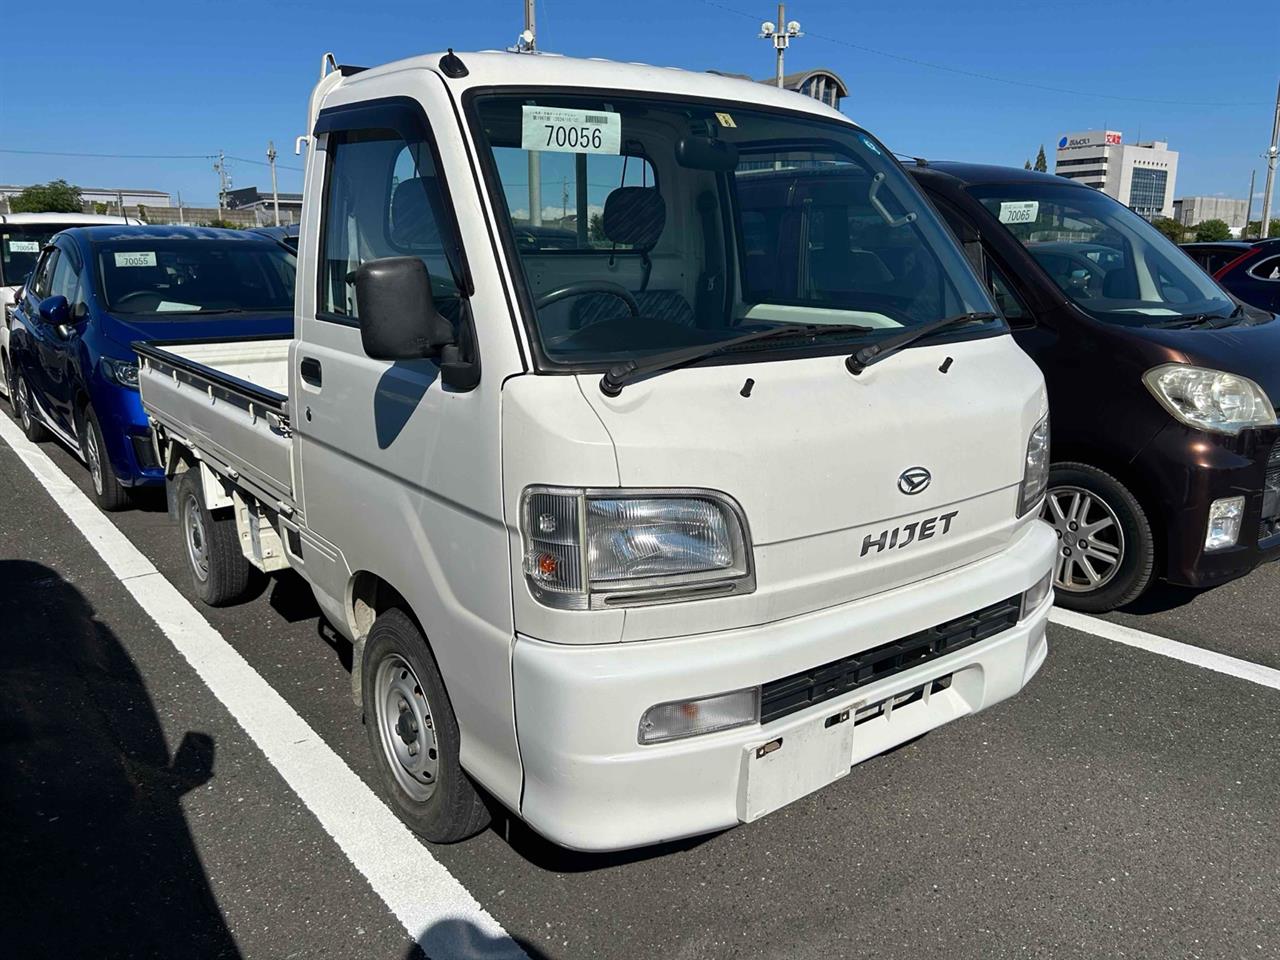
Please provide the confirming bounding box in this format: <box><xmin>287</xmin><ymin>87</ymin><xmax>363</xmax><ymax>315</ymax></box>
<box><xmin>1</xmin><ymin>226</ymin><xmax>63</xmax><ymax>287</ymax></box>
<box><xmin>968</xmin><ymin>181</ymin><xmax>1236</xmax><ymax>325</ymax></box>
<box><xmin>471</xmin><ymin>93</ymin><xmax>1000</xmax><ymax>367</ymax></box>
<box><xmin>93</xmin><ymin>239</ymin><xmax>296</xmax><ymax>316</ymax></box>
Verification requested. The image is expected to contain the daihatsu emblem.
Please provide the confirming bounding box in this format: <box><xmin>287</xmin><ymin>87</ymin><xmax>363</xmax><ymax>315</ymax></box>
<box><xmin>898</xmin><ymin>467</ymin><xmax>931</xmax><ymax>495</ymax></box>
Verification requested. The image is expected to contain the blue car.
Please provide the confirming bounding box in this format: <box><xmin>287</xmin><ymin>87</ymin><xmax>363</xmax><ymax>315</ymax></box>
<box><xmin>7</xmin><ymin>226</ymin><xmax>295</xmax><ymax>509</ymax></box>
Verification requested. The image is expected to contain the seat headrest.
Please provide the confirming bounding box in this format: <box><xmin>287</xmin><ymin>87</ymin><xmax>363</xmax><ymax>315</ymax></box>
<box><xmin>602</xmin><ymin>186</ymin><xmax>665</xmax><ymax>250</ymax></box>
<box><xmin>390</xmin><ymin>176</ymin><xmax>443</xmax><ymax>249</ymax></box>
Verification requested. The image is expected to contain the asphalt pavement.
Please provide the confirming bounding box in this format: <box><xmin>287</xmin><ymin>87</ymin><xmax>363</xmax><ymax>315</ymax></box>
<box><xmin>2</xmin><ymin>401</ymin><xmax>1278</xmax><ymax>960</ymax></box>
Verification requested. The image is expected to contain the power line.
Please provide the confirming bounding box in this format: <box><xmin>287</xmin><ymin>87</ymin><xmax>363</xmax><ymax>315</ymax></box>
<box><xmin>699</xmin><ymin>0</ymin><xmax>1271</xmax><ymax>108</ymax></box>
<box><xmin>0</xmin><ymin>147</ymin><xmax>303</xmax><ymax>171</ymax></box>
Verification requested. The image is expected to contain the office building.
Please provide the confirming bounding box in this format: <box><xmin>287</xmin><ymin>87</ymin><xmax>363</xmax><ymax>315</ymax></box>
<box><xmin>1053</xmin><ymin>131</ymin><xmax>1178</xmax><ymax>220</ymax></box>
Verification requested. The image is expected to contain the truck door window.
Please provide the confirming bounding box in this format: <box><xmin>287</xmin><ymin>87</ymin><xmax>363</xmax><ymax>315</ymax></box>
<box><xmin>319</xmin><ymin>128</ymin><xmax>459</xmax><ymax>322</ymax></box>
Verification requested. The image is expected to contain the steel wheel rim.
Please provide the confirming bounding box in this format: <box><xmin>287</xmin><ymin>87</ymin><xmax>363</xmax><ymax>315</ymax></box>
<box><xmin>1044</xmin><ymin>485</ymin><xmax>1125</xmax><ymax>593</ymax></box>
<box><xmin>374</xmin><ymin>653</ymin><xmax>439</xmax><ymax>802</ymax></box>
<box><xmin>86</xmin><ymin>425</ymin><xmax>104</xmax><ymax>496</ymax></box>
<box><xmin>183</xmin><ymin>493</ymin><xmax>210</xmax><ymax>582</ymax></box>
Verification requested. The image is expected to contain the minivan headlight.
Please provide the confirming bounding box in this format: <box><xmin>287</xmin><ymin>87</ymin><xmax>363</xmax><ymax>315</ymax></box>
<box><xmin>1017</xmin><ymin>413</ymin><xmax>1051</xmax><ymax>517</ymax></box>
<box><xmin>1143</xmin><ymin>364</ymin><xmax>1276</xmax><ymax>435</ymax></box>
<box><xmin>521</xmin><ymin>487</ymin><xmax>754</xmax><ymax>609</ymax></box>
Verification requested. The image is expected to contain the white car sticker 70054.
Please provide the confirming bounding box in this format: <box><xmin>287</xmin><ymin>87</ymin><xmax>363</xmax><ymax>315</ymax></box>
<box><xmin>521</xmin><ymin>106</ymin><xmax>621</xmax><ymax>155</ymax></box>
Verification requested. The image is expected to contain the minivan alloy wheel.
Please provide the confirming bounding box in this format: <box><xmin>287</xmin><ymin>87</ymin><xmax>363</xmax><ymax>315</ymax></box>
<box><xmin>374</xmin><ymin>653</ymin><xmax>439</xmax><ymax>802</ymax></box>
<box><xmin>1045</xmin><ymin>485</ymin><xmax>1125</xmax><ymax>592</ymax></box>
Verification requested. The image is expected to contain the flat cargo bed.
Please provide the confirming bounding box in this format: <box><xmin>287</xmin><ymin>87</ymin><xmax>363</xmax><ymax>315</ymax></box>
<box><xmin>136</xmin><ymin>337</ymin><xmax>295</xmax><ymax>509</ymax></box>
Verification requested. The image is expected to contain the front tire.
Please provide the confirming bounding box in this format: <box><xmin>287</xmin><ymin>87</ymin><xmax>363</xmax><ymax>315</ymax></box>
<box><xmin>1043</xmin><ymin>462</ymin><xmax>1154</xmax><ymax>613</ymax></box>
<box><xmin>175</xmin><ymin>469</ymin><xmax>263</xmax><ymax>606</ymax></box>
<box><xmin>82</xmin><ymin>407</ymin><xmax>130</xmax><ymax>512</ymax></box>
<box><xmin>13</xmin><ymin>370</ymin><xmax>48</xmax><ymax>442</ymax></box>
<box><xmin>362</xmin><ymin>609</ymin><xmax>490</xmax><ymax>844</ymax></box>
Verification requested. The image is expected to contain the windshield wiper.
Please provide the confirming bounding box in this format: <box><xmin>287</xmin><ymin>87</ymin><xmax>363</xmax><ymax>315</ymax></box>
<box><xmin>844</xmin><ymin>312</ymin><xmax>998</xmax><ymax>375</ymax></box>
<box><xmin>1152</xmin><ymin>305</ymin><xmax>1243</xmax><ymax>330</ymax></box>
<box><xmin>599</xmin><ymin>323</ymin><xmax>875</xmax><ymax>396</ymax></box>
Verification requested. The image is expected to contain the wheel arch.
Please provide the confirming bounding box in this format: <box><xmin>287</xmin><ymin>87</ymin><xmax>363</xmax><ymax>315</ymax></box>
<box><xmin>1050</xmin><ymin>443</ymin><xmax>1167</xmax><ymax>568</ymax></box>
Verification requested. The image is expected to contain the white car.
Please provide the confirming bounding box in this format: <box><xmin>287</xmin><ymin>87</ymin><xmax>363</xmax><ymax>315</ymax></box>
<box><xmin>1</xmin><ymin>211</ymin><xmax>137</xmax><ymax>399</ymax></box>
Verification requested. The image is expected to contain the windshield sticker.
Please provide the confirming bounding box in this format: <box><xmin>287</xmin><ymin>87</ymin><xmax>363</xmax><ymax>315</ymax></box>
<box><xmin>998</xmin><ymin>201</ymin><xmax>1039</xmax><ymax>225</ymax></box>
<box><xmin>715</xmin><ymin>112</ymin><xmax>737</xmax><ymax>128</ymax></box>
<box><xmin>6</xmin><ymin>240</ymin><xmax>40</xmax><ymax>253</ymax></box>
<box><xmin>859</xmin><ymin>135</ymin><xmax>882</xmax><ymax>156</ymax></box>
<box><xmin>156</xmin><ymin>301</ymin><xmax>201</xmax><ymax>312</ymax></box>
<box><xmin>521</xmin><ymin>106</ymin><xmax>621</xmax><ymax>155</ymax></box>
<box><xmin>114</xmin><ymin>251</ymin><xmax>158</xmax><ymax>268</ymax></box>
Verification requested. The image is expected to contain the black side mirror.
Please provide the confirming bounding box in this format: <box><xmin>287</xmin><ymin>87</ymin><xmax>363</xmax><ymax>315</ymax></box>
<box><xmin>37</xmin><ymin>294</ymin><xmax>70</xmax><ymax>326</ymax></box>
<box><xmin>348</xmin><ymin>257</ymin><xmax>454</xmax><ymax>361</ymax></box>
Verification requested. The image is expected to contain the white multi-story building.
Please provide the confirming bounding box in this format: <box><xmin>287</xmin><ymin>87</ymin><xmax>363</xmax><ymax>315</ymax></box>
<box><xmin>1053</xmin><ymin>131</ymin><xmax>1178</xmax><ymax>220</ymax></box>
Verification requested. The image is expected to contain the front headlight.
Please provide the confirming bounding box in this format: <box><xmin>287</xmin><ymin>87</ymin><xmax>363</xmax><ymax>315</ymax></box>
<box><xmin>1017</xmin><ymin>413</ymin><xmax>1051</xmax><ymax>517</ymax></box>
<box><xmin>100</xmin><ymin>356</ymin><xmax>139</xmax><ymax>388</ymax></box>
<box><xmin>521</xmin><ymin>487</ymin><xmax>754</xmax><ymax>609</ymax></box>
<box><xmin>1143</xmin><ymin>364</ymin><xmax>1276</xmax><ymax>435</ymax></box>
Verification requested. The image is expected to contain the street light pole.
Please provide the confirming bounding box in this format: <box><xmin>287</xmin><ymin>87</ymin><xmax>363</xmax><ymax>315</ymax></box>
<box><xmin>759</xmin><ymin>4</ymin><xmax>802</xmax><ymax>90</ymax></box>
<box><xmin>267</xmin><ymin>140</ymin><xmax>281</xmax><ymax>227</ymax></box>
<box><xmin>1244</xmin><ymin>169</ymin><xmax>1255</xmax><ymax>238</ymax></box>
<box><xmin>1260</xmin><ymin>79</ymin><xmax>1279</xmax><ymax>239</ymax></box>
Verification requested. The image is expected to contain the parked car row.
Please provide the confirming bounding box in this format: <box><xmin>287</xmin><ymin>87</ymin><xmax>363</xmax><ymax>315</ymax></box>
<box><xmin>1181</xmin><ymin>237</ymin><xmax>1280</xmax><ymax>315</ymax></box>
<box><xmin>3</xmin><ymin>50</ymin><xmax>1276</xmax><ymax>853</ymax></box>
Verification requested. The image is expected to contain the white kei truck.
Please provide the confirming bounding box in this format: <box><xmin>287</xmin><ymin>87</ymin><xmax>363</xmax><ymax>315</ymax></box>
<box><xmin>137</xmin><ymin>50</ymin><xmax>1056</xmax><ymax>851</ymax></box>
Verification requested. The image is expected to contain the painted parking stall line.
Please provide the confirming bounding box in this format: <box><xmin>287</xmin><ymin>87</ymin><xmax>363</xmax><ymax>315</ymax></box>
<box><xmin>1050</xmin><ymin>606</ymin><xmax>1280</xmax><ymax>692</ymax></box>
<box><xmin>0</xmin><ymin>413</ymin><xmax>527</xmax><ymax>960</ymax></box>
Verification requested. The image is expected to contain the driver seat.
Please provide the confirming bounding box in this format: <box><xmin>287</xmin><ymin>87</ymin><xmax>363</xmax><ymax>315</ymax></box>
<box><xmin>569</xmin><ymin>186</ymin><xmax>695</xmax><ymax>329</ymax></box>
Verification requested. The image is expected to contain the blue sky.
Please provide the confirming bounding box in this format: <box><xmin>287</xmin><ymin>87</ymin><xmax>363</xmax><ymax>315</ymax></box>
<box><xmin>1</xmin><ymin>0</ymin><xmax>1275</xmax><ymax>207</ymax></box>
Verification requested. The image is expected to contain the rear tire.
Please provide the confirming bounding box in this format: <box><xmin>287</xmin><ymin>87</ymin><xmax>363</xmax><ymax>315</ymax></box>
<box><xmin>1042</xmin><ymin>462</ymin><xmax>1154</xmax><ymax>613</ymax></box>
<box><xmin>13</xmin><ymin>370</ymin><xmax>48</xmax><ymax>442</ymax></box>
<box><xmin>175</xmin><ymin>469</ymin><xmax>263</xmax><ymax>606</ymax></box>
<box><xmin>362</xmin><ymin>608</ymin><xmax>490</xmax><ymax>844</ymax></box>
<box><xmin>82</xmin><ymin>407</ymin><xmax>131</xmax><ymax>512</ymax></box>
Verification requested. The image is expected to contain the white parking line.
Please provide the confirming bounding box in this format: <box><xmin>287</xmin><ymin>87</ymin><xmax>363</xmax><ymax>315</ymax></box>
<box><xmin>0</xmin><ymin>414</ymin><xmax>528</xmax><ymax>959</ymax></box>
<box><xmin>1050</xmin><ymin>607</ymin><xmax>1280</xmax><ymax>691</ymax></box>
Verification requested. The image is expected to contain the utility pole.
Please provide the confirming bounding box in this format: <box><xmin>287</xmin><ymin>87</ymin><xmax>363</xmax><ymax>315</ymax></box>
<box><xmin>521</xmin><ymin>0</ymin><xmax>542</xmax><ymax>226</ymax></box>
<box><xmin>213</xmin><ymin>150</ymin><xmax>232</xmax><ymax>221</ymax></box>
<box><xmin>1244</xmin><ymin>170</ymin><xmax>1255</xmax><ymax>238</ymax></box>
<box><xmin>267</xmin><ymin>140</ymin><xmax>281</xmax><ymax>226</ymax></box>
<box><xmin>759</xmin><ymin>4</ymin><xmax>802</xmax><ymax>89</ymax></box>
<box><xmin>177</xmin><ymin>190</ymin><xmax>186</xmax><ymax>226</ymax></box>
<box><xmin>1260</xmin><ymin>79</ymin><xmax>1279</xmax><ymax>239</ymax></box>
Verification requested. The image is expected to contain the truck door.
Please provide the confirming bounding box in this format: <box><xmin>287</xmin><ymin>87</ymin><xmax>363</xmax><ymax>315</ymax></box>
<box><xmin>293</xmin><ymin>88</ymin><xmax>522</xmax><ymax>808</ymax></box>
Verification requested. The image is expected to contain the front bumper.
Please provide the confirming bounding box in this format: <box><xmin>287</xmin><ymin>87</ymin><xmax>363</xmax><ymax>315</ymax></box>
<box><xmin>511</xmin><ymin>520</ymin><xmax>1056</xmax><ymax>851</ymax></box>
<box><xmin>1139</xmin><ymin>424</ymin><xmax>1280</xmax><ymax>588</ymax></box>
<box><xmin>98</xmin><ymin>387</ymin><xmax>164</xmax><ymax>488</ymax></box>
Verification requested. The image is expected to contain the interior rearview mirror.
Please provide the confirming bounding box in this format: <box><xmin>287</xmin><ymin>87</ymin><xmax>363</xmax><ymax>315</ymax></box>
<box><xmin>348</xmin><ymin>257</ymin><xmax>455</xmax><ymax>361</ymax></box>
<box><xmin>675</xmin><ymin>136</ymin><xmax>739</xmax><ymax>173</ymax></box>
<box><xmin>37</xmin><ymin>294</ymin><xmax>70</xmax><ymax>326</ymax></box>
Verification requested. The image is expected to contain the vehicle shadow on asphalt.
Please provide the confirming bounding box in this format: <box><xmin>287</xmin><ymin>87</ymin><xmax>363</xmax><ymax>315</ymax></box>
<box><xmin>0</xmin><ymin>559</ymin><xmax>241</xmax><ymax>959</ymax></box>
<box><xmin>406</xmin><ymin>918</ymin><xmax>552</xmax><ymax>960</ymax></box>
<box><xmin>1117</xmin><ymin>579</ymin><xmax>1203</xmax><ymax>615</ymax></box>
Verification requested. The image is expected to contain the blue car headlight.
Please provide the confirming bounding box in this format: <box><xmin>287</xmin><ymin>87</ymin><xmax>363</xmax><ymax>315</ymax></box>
<box><xmin>100</xmin><ymin>357</ymin><xmax>139</xmax><ymax>389</ymax></box>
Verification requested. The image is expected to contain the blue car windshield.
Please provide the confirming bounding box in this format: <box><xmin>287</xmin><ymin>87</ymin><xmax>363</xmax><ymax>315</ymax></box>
<box><xmin>94</xmin><ymin>239</ymin><xmax>296</xmax><ymax>316</ymax></box>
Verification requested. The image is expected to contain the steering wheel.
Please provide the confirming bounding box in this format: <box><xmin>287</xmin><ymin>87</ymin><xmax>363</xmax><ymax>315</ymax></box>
<box><xmin>534</xmin><ymin>281</ymin><xmax>640</xmax><ymax>318</ymax></box>
<box><xmin>112</xmin><ymin>291</ymin><xmax>164</xmax><ymax>311</ymax></box>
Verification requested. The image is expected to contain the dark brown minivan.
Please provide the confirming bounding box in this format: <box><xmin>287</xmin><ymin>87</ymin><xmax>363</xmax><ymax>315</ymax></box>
<box><xmin>909</xmin><ymin>162</ymin><xmax>1280</xmax><ymax>611</ymax></box>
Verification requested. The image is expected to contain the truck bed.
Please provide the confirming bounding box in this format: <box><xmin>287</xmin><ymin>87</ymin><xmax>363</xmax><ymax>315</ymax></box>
<box><xmin>136</xmin><ymin>337</ymin><xmax>295</xmax><ymax>510</ymax></box>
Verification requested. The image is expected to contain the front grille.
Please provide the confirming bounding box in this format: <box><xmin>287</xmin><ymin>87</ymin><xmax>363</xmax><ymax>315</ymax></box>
<box><xmin>759</xmin><ymin>595</ymin><xmax>1021</xmax><ymax>725</ymax></box>
<box><xmin>1261</xmin><ymin>441</ymin><xmax>1280</xmax><ymax>542</ymax></box>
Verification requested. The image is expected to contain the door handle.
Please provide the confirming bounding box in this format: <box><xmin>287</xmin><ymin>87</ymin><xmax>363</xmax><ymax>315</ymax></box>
<box><xmin>300</xmin><ymin>357</ymin><xmax>323</xmax><ymax>387</ymax></box>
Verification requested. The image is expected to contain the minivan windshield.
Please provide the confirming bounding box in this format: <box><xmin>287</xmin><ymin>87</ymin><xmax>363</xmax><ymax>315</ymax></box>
<box><xmin>94</xmin><ymin>239</ymin><xmax>296</xmax><ymax>317</ymax></box>
<box><xmin>968</xmin><ymin>181</ymin><xmax>1236</xmax><ymax>325</ymax></box>
<box><xmin>471</xmin><ymin>93</ymin><xmax>1000</xmax><ymax>366</ymax></box>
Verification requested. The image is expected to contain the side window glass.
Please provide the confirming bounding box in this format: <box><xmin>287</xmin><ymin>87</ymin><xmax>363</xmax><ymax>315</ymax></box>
<box><xmin>319</xmin><ymin>127</ymin><xmax>458</xmax><ymax>320</ymax></box>
<box><xmin>30</xmin><ymin>250</ymin><xmax>58</xmax><ymax>301</ymax></box>
<box><xmin>1249</xmin><ymin>255</ymin><xmax>1280</xmax><ymax>281</ymax></box>
<box><xmin>48</xmin><ymin>250</ymin><xmax>81</xmax><ymax>307</ymax></box>
<box><xmin>988</xmin><ymin>263</ymin><xmax>1031</xmax><ymax>324</ymax></box>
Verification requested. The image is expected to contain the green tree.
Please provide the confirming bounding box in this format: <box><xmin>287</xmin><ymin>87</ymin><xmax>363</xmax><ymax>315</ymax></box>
<box><xmin>1243</xmin><ymin>219</ymin><xmax>1280</xmax><ymax>239</ymax></box>
<box><xmin>1193</xmin><ymin>218</ymin><xmax>1232</xmax><ymax>242</ymax></box>
<box><xmin>588</xmin><ymin>211</ymin><xmax>606</xmax><ymax>242</ymax></box>
<box><xmin>1023</xmin><ymin>159</ymin><xmax>1032</xmax><ymax>170</ymax></box>
<box><xmin>1151</xmin><ymin>217</ymin><xmax>1185</xmax><ymax>243</ymax></box>
<box><xmin>1033</xmin><ymin>145</ymin><xmax>1048</xmax><ymax>173</ymax></box>
<box><xmin>10</xmin><ymin>179</ymin><xmax>83</xmax><ymax>213</ymax></box>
